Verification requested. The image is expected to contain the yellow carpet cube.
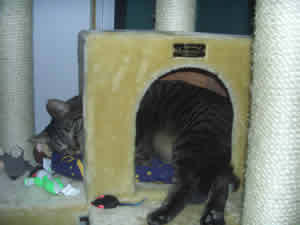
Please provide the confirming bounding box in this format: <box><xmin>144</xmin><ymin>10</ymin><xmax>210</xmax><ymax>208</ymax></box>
<box><xmin>79</xmin><ymin>31</ymin><xmax>251</xmax><ymax>202</ymax></box>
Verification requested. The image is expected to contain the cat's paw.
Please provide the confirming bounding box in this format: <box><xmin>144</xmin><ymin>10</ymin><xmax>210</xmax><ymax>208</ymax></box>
<box><xmin>147</xmin><ymin>208</ymin><xmax>171</xmax><ymax>225</ymax></box>
<box><xmin>200</xmin><ymin>209</ymin><xmax>225</xmax><ymax>225</ymax></box>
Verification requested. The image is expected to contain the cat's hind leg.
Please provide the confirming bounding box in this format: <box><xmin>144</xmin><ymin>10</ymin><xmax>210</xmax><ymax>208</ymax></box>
<box><xmin>200</xmin><ymin>167</ymin><xmax>239</xmax><ymax>225</ymax></box>
<box><xmin>147</xmin><ymin>133</ymin><xmax>222</xmax><ymax>225</ymax></box>
<box><xmin>147</xmin><ymin>171</ymin><xmax>199</xmax><ymax>225</ymax></box>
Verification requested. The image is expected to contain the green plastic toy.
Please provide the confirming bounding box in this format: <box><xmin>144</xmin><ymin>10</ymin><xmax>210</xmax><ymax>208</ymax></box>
<box><xmin>24</xmin><ymin>170</ymin><xmax>64</xmax><ymax>195</ymax></box>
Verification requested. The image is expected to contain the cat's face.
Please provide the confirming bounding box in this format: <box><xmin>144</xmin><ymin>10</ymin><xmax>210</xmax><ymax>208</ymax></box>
<box><xmin>29</xmin><ymin>96</ymin><xmax>82</xmax><ymax>156</ymax></box>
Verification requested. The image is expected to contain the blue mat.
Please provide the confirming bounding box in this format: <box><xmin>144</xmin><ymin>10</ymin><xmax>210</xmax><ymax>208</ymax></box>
<box><xmin>136</xmin><ymin>159</ymin><xmax>174</xmax><ymax>184</ymax></box>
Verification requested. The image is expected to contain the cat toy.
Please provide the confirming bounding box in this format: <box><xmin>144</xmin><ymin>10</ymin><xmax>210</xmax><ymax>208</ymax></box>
<box><xmin>24</xmin><ymin>169</ymin><xmax>64</xmax><ymax>194</ymax></box>
<box><xmin>91</xmin><ymin>195</ymin><xmax>145</xmax><ymax>209</ymax></box>
<box><xmin>51</xmin><ymin>151</ymin><xmax>84</xmax><ymax>180</ymax></box>
<box><xmin>24</xmin><ymin>169</ymin><xmax>80</xmax><ymax>196</ymax></box>
<box><xmin>0</xmin><ymin>147</ymin><xmax>34</xmax><ymax>180</ymax></box>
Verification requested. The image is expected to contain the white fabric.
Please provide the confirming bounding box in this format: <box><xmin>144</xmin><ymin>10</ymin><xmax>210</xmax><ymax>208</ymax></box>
<box><xmin>242</xmin><ymin>1</ymin><xmax>300</xmax><ymax>225</ymax></box>
<box><xmin>155</xmin><ymin>0</ymin><xmax>196</xmax><ymax>32</ymax></box>
<box><xmin>43</xmin><ymin>158</ymin><xmax>52</xmax><ymax>173</ymax></box>
<box><xmin>61</xmin><ymin>184</ymin><xmax>80</xmax><ymax>197</ymax></box>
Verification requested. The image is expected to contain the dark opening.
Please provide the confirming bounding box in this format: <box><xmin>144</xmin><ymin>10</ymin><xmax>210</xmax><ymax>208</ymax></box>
<box><xmin>135</xmin><ymin>67</ymin><xmax>231</xmax><ymax>185</ymax></box>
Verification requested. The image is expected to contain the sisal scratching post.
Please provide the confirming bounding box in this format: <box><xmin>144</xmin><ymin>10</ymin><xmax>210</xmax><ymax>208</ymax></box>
<box><xmin>0</xmin><ymin>0</ymin><xmax>34</xmax><ymax>162</ymax></box>
<box><xmin>155</xmin><ymin>0</ymin><xmax>196</xmax><ymax>32</ymax></box>
<box><xmin>242</xmin><ymin>1</ymin><xmax>300</xmax><ymax>224</ymax></box>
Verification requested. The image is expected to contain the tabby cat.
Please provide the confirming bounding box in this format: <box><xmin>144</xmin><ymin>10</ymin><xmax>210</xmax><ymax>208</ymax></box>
<box><xmin>135</xmin><ymin>80</ymin><xmax>239</xmax><ymax>225</ymax></box>
<box><xmin>30</xmin><ymin>95</ymin><xmax>83</xmax><ymax>156</ymax></box>
<box><xmin>30</xmin><ymin>80</ymin><xmax>239</xmax><ymax>225</ymax></box>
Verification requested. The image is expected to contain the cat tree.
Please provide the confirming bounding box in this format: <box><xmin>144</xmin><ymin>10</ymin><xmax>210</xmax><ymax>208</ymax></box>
<box><xmin>1</xmin><ymin>0</ymin><xmax>299</xmax><ymax>225</ymax></box>
<box><xmin>80</xmin><ymin>2</ymin><xmax>251</xmax><ymax>225</ymax></box>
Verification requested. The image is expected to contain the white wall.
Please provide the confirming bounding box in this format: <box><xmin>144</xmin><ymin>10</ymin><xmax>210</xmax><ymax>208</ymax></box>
<box><xmin>33</xmin><ymin>0</ymin><xmax>114</xmax><ymax>132</ymax></box>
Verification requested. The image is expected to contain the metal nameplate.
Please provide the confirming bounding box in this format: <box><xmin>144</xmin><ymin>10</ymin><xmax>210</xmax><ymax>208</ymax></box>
<box><xmin>173</xmin><ymin>43</ymin><xmax>206</xmax><ymax>58</ymax></box>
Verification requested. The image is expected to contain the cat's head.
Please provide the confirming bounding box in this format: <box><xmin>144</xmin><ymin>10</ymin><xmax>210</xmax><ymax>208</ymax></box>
<box><xmin>29</xmin><ymin>96</ymin><xmax>82</xmax><ymax>159</ymax></box>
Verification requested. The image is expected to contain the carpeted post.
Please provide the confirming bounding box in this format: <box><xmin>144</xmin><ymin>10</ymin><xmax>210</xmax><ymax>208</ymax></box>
<box><xmin>0</xmin><ymin>0</ymin><xmax>34</xmax><ymax>161</ymax></box>
<box><xmin>242</xmin><ymin>1</ymin><xmax>300</xmax><ymax>224</ymax></box>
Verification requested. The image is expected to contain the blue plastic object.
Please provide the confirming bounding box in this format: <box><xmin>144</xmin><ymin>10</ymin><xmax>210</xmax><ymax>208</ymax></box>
<box><xmin>135</xmin><ymin>158</ymin><xmax>174</xmax><ymax>184</ymax></box>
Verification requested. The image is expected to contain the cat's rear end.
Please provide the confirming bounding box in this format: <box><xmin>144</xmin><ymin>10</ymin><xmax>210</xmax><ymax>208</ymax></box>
<box><xmin>135</xmin><ymin>80</ymin><xmax>239</xmax><ymax>225</ymax></box>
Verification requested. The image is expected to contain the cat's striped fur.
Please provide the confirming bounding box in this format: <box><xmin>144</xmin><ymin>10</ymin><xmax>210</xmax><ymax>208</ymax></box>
<box><xmin>135</xmin><ymin>80</ymin><xmax>238</xmax><ymax>225</ymax></box>
<box><xmin>30</xmin><ymin>95</ymin><xmax>83</xmax><ymax>156</ymax></box>
<box><xmin>31</xmin><ymin>80</ymin><xmax>239</xmax><ymax>225</ymax></box>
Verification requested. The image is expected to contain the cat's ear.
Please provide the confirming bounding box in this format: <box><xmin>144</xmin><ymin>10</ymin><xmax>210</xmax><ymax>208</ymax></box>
<box><xmin>47</xmin><ymin>99</ymin><xmax>70</xmax><ymax>119</ymax></box>
<box><xmin>28</xmin><ymin>132</ymin><xmax>50</xmax><ymax>144</ymax></box>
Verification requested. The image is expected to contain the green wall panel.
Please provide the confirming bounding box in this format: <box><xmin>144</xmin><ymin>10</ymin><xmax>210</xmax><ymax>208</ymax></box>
<box><xmin>120</xmin><ymin>0</ymin><xmax>251</xmax><ymax>35</ymax></box>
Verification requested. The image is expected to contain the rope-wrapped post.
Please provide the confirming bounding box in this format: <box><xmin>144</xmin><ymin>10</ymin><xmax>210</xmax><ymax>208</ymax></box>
<box><xmin>155</xmin><ymin>0</ymin><xmax>196</xmax><ymax>32</ymax></box>
<box><xmin>0</xmin><ymin>0</ymin><xmax>34</xmax><ymax>161</ymax></box>
<box><xmin>242</xmin><ymin>1</ymin><xmax>300</xmax><ymax>225</ymax></box>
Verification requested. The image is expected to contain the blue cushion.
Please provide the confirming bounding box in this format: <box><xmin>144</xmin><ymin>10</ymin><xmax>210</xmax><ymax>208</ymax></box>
<box><xmin>136</xmin><ymin>159</ymin><xmax>174</xmax><ymax>184</ymax></box>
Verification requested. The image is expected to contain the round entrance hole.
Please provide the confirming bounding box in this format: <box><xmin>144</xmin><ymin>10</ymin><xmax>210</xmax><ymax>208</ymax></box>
<box><xmin>135</xmin><ymin>67</ymin><xmax>233</xmax><ymax>185</ymax></box>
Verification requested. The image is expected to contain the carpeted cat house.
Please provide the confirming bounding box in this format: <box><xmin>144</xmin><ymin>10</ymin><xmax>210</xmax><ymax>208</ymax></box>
<box><xmin>79</xmin><ymin>30</ymin><xmax>251</xmax><ymax>205</ymax></box>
